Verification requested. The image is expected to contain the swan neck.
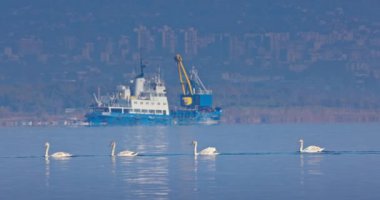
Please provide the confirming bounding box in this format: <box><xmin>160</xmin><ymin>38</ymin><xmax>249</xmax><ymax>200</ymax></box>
<box><xmin>45</xmin><ymin>144</ymin><xmax>49</xmax><ymax>157</ymax></box>
<box><xmin>111</xmin><ymin>143</ymin><xmax>115</xmax><ymax>157</ymax></box>
<box><xmin>193</xmin><ymin>143</ymin><xmax>198</xmax><ymax>155</ymax></box>
<box><xmin>300</xmin><ymin>141</ymin><xmax>303</xmax><ymax>152</ymax></box>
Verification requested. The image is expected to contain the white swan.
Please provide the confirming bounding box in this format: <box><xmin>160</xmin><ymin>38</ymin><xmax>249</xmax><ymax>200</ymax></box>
<box><xmin>192</xmin><ymin>140</ymin><xmax>218</xmax><ymax>155</ymax></box>
<box><xmin>45</xmin><ymin>142</ymin><xmax>72</xmax><ymax>158</ymax></box>
<box><xmin>299</xmin><ymin>139</ymin><xmax>324</xmax><ymax>153</ymax></box>
<box><xmin>110</xmin><ymin>141</ymin><xmax>138</xmax><ymax>157</ymax></box>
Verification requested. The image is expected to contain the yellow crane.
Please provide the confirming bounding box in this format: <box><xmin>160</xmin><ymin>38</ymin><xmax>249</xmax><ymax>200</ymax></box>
<box><xmin>174</xmin><ymin>54</ymin><xmax>194</xmax><ymax>106</ymax></box>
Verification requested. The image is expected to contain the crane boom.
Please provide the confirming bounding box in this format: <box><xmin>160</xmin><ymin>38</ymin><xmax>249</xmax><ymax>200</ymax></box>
<box><xmin>175</xmin><ymin>54</ymin><xmax>194</xmax><ymax>95</ymax></box>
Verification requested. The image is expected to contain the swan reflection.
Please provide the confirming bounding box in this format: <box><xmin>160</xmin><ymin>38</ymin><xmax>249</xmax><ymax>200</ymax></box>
<box><xmin>197</xmin><ymin>155</ymin><xmax>217</xmax><ymax>173</ymax></box>
<box><xmin>111</xmin><ymin>156</ymin><xmax>116</xmax><ymax>175</ymax></box>
<box><xmin>300</xmin><ymin>154</ymin><xmax>324</xmax><ymax>185</ymax></box>
<box><xmin>193</xmin><ymin>153</ymin><xmax>217</xmax><ymax>192</ymax></box>
<box><xmin>45</xmin><ymin>158</ymin><xmax>50</xmax><ymax>187</ymax></box>
<box><xmin>115</xmin><ymin>127</ymin><xmax>170</xmax><ymax>199</ymax></box>
<box><xmin>44</xmin><ymin>156</ymin><xmax>72</xmax><ymax>187</ymax></box>
<box><xmin>118</xmin><ymin>156</ymin><xmax>170</xmax><ymax>199</ymax></box>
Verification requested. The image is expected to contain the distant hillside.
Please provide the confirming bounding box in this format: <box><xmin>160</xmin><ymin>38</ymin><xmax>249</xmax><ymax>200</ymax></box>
<box><xmin>1</xmin><ymin>0</ymin><xmax>380</xmax><ymax>120</ymax></box>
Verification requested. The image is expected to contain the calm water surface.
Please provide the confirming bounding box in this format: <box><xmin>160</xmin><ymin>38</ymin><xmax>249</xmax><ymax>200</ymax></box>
<box><xmin>0</xmin><ymin>124</ymin><xmax>380</xmax><ymax>200</ymax></box>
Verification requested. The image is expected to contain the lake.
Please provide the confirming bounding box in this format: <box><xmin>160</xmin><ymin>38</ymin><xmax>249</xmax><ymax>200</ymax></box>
<box><xmin>0</xmin><ymin>124</ymin><xmax>380</xmax><ymax>200</ymax></box>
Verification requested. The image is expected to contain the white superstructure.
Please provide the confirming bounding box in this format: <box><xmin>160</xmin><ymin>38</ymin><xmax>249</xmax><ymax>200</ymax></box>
<box><xmin>93</xmin><ymin>73</ymin><xmax>170</xmax><ymax>116</ymax></box>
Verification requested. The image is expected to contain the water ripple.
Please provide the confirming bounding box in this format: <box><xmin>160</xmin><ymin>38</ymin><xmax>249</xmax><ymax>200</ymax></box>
<box><xmin>1</xmin><ymin>150</ymin><xmax>380</xmax><ymax>159</ymax></box>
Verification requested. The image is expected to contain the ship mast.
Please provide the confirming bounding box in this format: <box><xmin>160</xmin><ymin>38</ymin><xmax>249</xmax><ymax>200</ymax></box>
<box><xmin>138</xmin><ymin>57</ymin><xmax>146</xmax><ymax>78</ymax></box>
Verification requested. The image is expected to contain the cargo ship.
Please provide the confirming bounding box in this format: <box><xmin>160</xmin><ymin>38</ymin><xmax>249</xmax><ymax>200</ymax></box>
<box><xmin>85</xmin><ymin>54</ymin><xmax>221</xmax><ymax>126</ymax></box>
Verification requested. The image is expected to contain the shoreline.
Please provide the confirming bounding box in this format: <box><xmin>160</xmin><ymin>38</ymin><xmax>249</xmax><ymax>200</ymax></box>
<box><xmin>1</xmin><ymin>107</ymin><xmax>380</xmax><ymax>127</ymax></box>
<box><xmin>222</xmin><ymin>107</ymin><xmax>380</xmax><ymax>124</ymax></box>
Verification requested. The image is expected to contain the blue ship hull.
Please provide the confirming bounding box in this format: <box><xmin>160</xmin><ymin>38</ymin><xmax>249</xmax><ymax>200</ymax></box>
<box><xmin>171</xmin><ymin>108</ymin><xmax>222</xmax><ymax>125</ymax></box>
<box><xmin>85</xmin><ymin>112</ymin><xmax>172</xmax><ymax>126</ymax></box>
<box><xmin>85</xmin><ymin>108</ymin><xmax>222</xmax><ymax>126</ymax></box>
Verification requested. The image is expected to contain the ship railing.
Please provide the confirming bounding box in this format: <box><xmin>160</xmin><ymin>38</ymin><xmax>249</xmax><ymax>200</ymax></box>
<box><xmin>170</xmin><ymin>106</ymin><xmax>198</xmax><ymax>111</ymax></box>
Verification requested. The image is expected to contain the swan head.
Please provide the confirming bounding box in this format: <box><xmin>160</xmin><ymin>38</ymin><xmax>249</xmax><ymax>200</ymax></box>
<box><xmin>299</xmin><ymin>139</ymin><xmax>304</xmax><ymax>143</ymax></box>
<box><xmin>192</xmin><ymin>141</ymin><xmax>197</xmax><ymax>145</ymax></box>
<box><xmin>110</xmin><ymin>141</ymin><xmax>116</xmax><ymax>147</ymax></box>
<box><xmin>45</xmin><ymin>142</ymin><xmax>50</xmax><ymax>147</ymax></box>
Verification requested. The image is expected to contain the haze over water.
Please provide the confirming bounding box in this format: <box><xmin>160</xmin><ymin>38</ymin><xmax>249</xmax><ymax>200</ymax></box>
<box><xmin>0</xmin><ymin>124</ymin><xmax>380</xmax><ymax>200</ymax></box>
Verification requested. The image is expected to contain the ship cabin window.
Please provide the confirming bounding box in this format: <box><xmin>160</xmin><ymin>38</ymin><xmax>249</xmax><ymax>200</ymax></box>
<box><xmin>97</xmin><ymin>108</ymin><xmax>109</xmax><ymax>112</ymax></box>
<box><xmin>134</xmin><ymin>101</ymin><xmax>137</xmax><ymax>104</ymax></box>
<box><xmin>157</xmin><ymin>103</ymin><xmax>161</xmax><ymax>105</ymax></box>
<box><xmin>149</xmin><ymin>110</ymin><xmax>155</xmax><ymax>114</ymax></box>
<box><xmin>151</xmin><ymin>102</ymin><xmax>154</xmax><ymax>105</ymax></box>
<box><xmin>140</xmin><ymin>102</ymin><xmax>143</xmax><ymax>105</ymax></box>
<box><xmin>123</xmin><ymin>109</ymin><xmax>130</xmax><ymax>114</ymax></box>
<box><xmin>146</xmin><ymin>102</ymin><xmax>149</xmax><ymax>105</ymax></box>
<box><xmin>111</xmin><ymin>108</ymin><xmax>122</xmax><ymax>113</ymax></box>
<box><xmin>134</xmin><ymin>109</ymin><xmax>141</xmax><ymax>113</ymax></box>
<box><xmin>142</xmin><ymin>109</ymin><xmax>148</xmax><ymax>113</ymax></box>
<box><xmin>156</xmin><ymin>110</ymin><xmax>162</xmax><ymax>114</ymax></box>
<box><xmin>163</xmin><ymin>110</ymin><xmax>167</xmax><ymax>115</ymax></box>
<box><xmin>163</xmin><ymin>103</ymin><xmax>167</xmax><ymax>105</ymax></box>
